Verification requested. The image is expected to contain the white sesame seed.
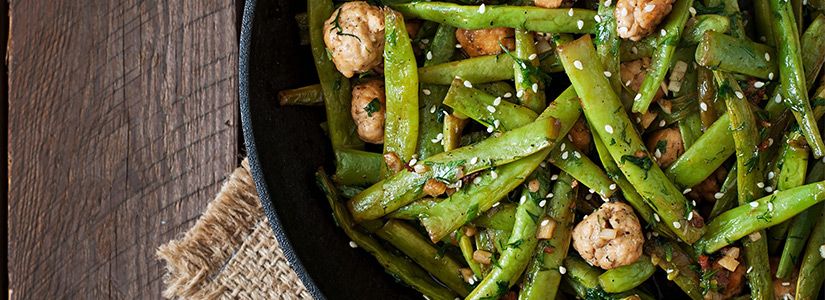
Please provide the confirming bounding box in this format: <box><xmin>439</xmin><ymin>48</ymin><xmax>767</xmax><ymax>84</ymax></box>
<box><xmin>568</xmin><ymin>8</ymin><xmax>574</xmax><ymax>16</ymax></box>
<box><xmin>478</xmin><ymin>4</ymin><xmax>486</xmax><ymax>13</ymax></box>
<box><xmin>595</xmin><ymin>15</ymin><xmax>602</xmax><ymax>23</ymax></box>
<box><xmin>775</xmin><ymin>93</ymin><xmax>783</xmax><ymax>103</ymax></box>
<box><xmin>421</xmin><ymin>39</ymin><xmax>430</xmax><ymax>44</ymax></box>
<box><xmin>769</xmin><ymin>72</ymin><xmax>775</xmax><ymax>80</ymax></box>
<box><xmin>551</xmin><ymin>174</ymin><xmax>559</xmax><ymax>181</ymax></box>
<box><xmin>492</xmin><ymin>201</ymin><xmax>500</xmax><ymax>207</ymax></box>
<box><xmin>654</xmin><ymin>213</ymin><xmax>661</xmax><ymax>222</ymax></box>
<box><xmin>604</xmin><ymin>124</ymin><xmax>614</xmax><ymax>134</ymax></box>
<box><xmin>532</xmin><ymin>83</ymin><xmax>539</xmax><ymax>93</ymax></box>
<box><xmin>487</xmin><ymin>126</ymin><xmax>494</xmax><ymax>133</ymax></box>
<box><xmin>768</xmin><ymin>202</ymin><xmax>774</xmax><ymax>211</ymax></box>
<box><xmin>692</xmin><ymin>200</ymin><xmax>697</xmax><ymax>206</ymax></box>
<box><xmin>473</xmin><ymin>177</ymin><xmax>482</xmax><ymax>184</ymax></box>
<box><xmin>666</xmin><ymin>269</ymin><xmax>674</xmax><ymax>274</ymax></box>
<box><xmin>431</xmin><ymin>133</ymin><xmax>443</xmax><ymax>144</ymax></box>
<box><xmin>782</xmin><ymin>282</ymin><xmax>790</xmax><ymax>286</ymax></box>
<box><xmin>574</xmin><ymin>151</ymin><xmax>581</xmax><ymax>159</ymax></box>
<box><xmin>605</xmin><ymin>0</ymin><xmax>612</xmax><ymax>6</ymax></box>
<box><xmin>715</xmin><ymin>192</ymin><xmax>724</xmax><ymax>199</ymax></box>
<box><xmin>689</xmin><ymin>7</ymin><xmax>697</xmax><ymax>16</ymax></box>
<box><xmin>541</xmin><ymin>219</ymin><xmax>550</xmax><ymax>226</ymax></box>
<box><xmin>636</xmin><ymin>117</ymin><xmax>642</xmax><ymax>123</ymax></box>
<box><xmin>491</xmin><ymin>170</ymin><xmax>498</xmax><ymax>179</ymax></box>
<box><xmin>700</xmin><ymin>102</ymin><xmax>708</xmax><ymax>111</ymax></box>
<box><xmin>644</xmin><ymin>4</ymin><xmax>656</xmax><ymax>12</ymax></box>
<box><xmin>470</xmin><ymin>157</ymin><xmax>478</xmax><ymax>164</ymax></box>
<box><xmin>768</xmin><ymin>171</ymin><xmax>775</xmax><ymax>179</ymax></box>
<box><xmin>819</xmin><ymin>245</ymin><xmax>825</xmax><ymax>259</ymax></box>
<box><xmin>765</xmin><ymin>52</ymin><xmax>771</xmax><ymax>61</ymax></box>
<box><xmin>609</xmin><ymin>184</ymin><xmax>617</xmax><ymax>190</ymax></box>
<box><xmin>520</xmin><ymin>195</ymin><xmax>527</xmax><ymax>204</ymax></box>
<box><xmin>577</xmin><ymin>20</ymin><xmax>584</xmax><ymax>30</ymax></box>
<box><xmin>562</xmin><ymin>151</ymin><xmax>569</xmax><ymax>160</ymax></box>
<box><xmin>528</xmin><ymin>53</ymin><xmax>538</xmax><ymax>61</ymax></box>
<box><xmin>659</xmin><ymin>119</ymin><xmax>667</xmax><ymax>127</ymax></box>
<box><xmin>588</xmin><ymin>188</ymin><xmax>595</xmax><ymax>194</ymax></box>
<box><xmin>735</xmin><ymin>91</ymin><xmax>744</xmax><ymax>99</ymax></box>
<box><xmin>539</xmin><ymin>199</ymin><xmax>547</xmax><ymax>207</ymax></box>
<box><xmin>503</xmin><ymin>92</ymin><xmax>512</xmax><ymax>98</ymax></box>
<box><xmin>604</xmin><ymin>71</ymin><xmax>612</xmax><ymax>77</ymax></box>
<box><xmin>349</xmin><ymin>241</ymin><xmax>358</xmax><ymax>248</ymax></box>
<box><xmin>456</xmin><ymin>44</ymin><xmax>462</xmax><ymax>48</ymax></box>
<box><xmin>661</xmin><ymin>29</ymin><xmax>667</xmax><ymax>36</ymax></box>
<box><xmin>688</xmin><ymin>211</ymin><xmax>694</xmax><ymax>221</ymax></box>
<box><xmin>683</xmin><ymin>188</ymin><xmax>692</xmax><ymax>194</ymax></box>
<box><xmin>673</xmin><ymin>221</ymin><xmax>682</xmax><ymax>229</ymax></box>
<box><xmin>573</xmin><ymin>60</ymin><xmax>583</xmax><ymax>70</ymax></box>
<box><xmin>748</xmin><ymin>200</ymin><xmax>759</xmax><ymax>208</ymax></box>
<box><xmin>634</xmin><ymin>93</ymin><xmax>642</xmax><ymax>101</ymax></box>
<box><xmin>560</xmin><ymin>143</ymin><xmax>567</xmax><ymax>151</ymax></box>
<box><xmin>424</xmin><ymin>89</ymin><xmax>433</xmax><ymax>96</ymax></box>
<box><xmin>765</xmin><ymin>186</ymin><xmax>774</xmax><ymax>193</ymax></box>
<box><xmin>464</xmin><ymin>80</ymin><xmax>473</xmax><ymax>88</ymax></box>
<box><xmin>487</xmin><ymin>105</ymin><xmax>496</xmax><ymax>113</ymax></box>
<box><xmin>517</xmin><ymin>90</ymin><xmax>525</xmax><ymax>98</ymax></box>
<box><xmin>756</xmin><ymin>182</ymin><xmax>765</xmax><ymax>188</ymax></box>
<box><xmin>586</xmin><ymin>194</ymin><xmax>593</xmax><ymax>200</ymax></box>
<box><xmin>754</xmin><ymin>81</ymin><xmax>765</xmax><ymax>88</ymax></box>
<box><xmin>429</xmin><ymin>105</ymin><xmax>437</xmax><ymax>114</ymax></box>
<box><xmin>493</xmin><ymin>97</ymin><xmax>502</xmax><ymax>106</ymax></box>
<box><xmin>408</xmin><ymin>158</ymin><xmax>418</xmax><ymax>166</ymax></box>
<box><xmin>546</xmin><ymin>192</ymin><xmax>555</xmax><ymax>198</ymax></box>
<box><xmin>747</xmin><ymin>266</ymin><xmax>753</xmax><ymax>273</ymax></box>
<box><xmin>654</xmin><ymin>149</ymin><xmax>662</xmax><ymax>158</ymax></box>
<box><xmin>426</xmin><ymin>51</ymin><xmax>433</xmax><ymax>60</ymax></box>
<box><xmin>559</xmin><ymin>266</ymin><xmax>567</xmax><ymax>274</ymax></box>
<box><xmin>494</xmin><ymin>119</ymin><xmax>500</xmax><ymax>128</ymax></box>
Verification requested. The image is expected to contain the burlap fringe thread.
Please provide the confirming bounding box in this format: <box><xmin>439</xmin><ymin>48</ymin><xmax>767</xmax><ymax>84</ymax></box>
<box><xmin>157</xmin><ymin>159</ymin><xmax>312</xmax><ymax>299</ymax></box>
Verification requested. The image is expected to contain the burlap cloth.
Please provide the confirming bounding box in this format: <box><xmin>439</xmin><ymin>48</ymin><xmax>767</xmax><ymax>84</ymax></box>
<box><xmin>157</xmin><ymin>159</ymin><xmax>312</xmax><ymax>299</ymax></box>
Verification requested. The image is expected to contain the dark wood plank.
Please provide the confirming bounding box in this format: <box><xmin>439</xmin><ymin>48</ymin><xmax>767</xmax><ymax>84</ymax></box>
<box><xmin>7</xmin><ymin>1</ymin><xmax>238</xmax><ymax>298</ymax></box>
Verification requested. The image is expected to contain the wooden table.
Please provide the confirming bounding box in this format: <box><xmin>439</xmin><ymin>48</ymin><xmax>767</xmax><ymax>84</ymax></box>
<box><xmin>7</xmin><ymin>1</ymin><xmax>242</xmax><ymax>298</ymax></box>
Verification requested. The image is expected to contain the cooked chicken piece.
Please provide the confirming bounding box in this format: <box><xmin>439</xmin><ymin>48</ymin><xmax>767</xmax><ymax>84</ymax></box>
<box><xmin>615</xmin><ymin>0</ymin><xmax>675</xmax><ymax>41</ymax></box>
<box><xmin>688</xmin><ymin>167</ymin><xmax>727</xmax><ymax>203</ymax></box>
<box><xmin>323</xmin><ymin>2</ymin><xmax>385</xmax><ymax>78</ymax></box>
<box><xmin>572</xmin><ymin>202</ymin><xmax>644</xmax><ymax>269</ymax></box>
<box><xmin>645</xmin><ymin>127</ymin><xmax>684</xmax><ymax>167</ymax></box>
<box><xmin>771</xmin><ymin>258</ymin><xmax>799</xmax><ymax>300</ymax></box>
<box><xmin>534</xmin><ymin>0</ymin><xmax>576</xmax><ymax>8</ymax></box>
<box><xmin>568</xmin><ymin>117</ymin><xmax>592</xmax><ymax>152</ymax></box>
<box><xmin>456</xmin><ymin>28</ymin><xmax>515</xmax><ymax>57</ymax></box>
<box><xmin>351</xmin><ymin>80</ymin><xmax>386</xmax><ymax>144</ymax></box>
<box><xmin>698</xmin><ymin>250</ymin><xmax>747</xmax><ymax>300</ymax></box>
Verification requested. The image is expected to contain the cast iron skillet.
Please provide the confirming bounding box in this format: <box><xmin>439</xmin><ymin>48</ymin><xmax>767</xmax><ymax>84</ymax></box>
<box><xmin>239</xmin><ymin>1</ymin><xmax>420</xmax><ymax>299</ymax></box>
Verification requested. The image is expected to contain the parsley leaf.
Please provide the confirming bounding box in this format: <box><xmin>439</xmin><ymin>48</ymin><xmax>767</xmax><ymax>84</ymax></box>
<box><xmin>364</xmin><ymin>98</ymin><xmax>381</xmax><ymax>117</ymax></box>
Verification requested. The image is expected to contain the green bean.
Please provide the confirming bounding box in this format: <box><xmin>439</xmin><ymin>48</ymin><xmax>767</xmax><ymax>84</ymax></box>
<box><xmin>666</xmin><ymin>113</ymin><xmax>733</xmax><ymax>188</ymax></box>
<box><xmin>278</xmin><ymin>84</ymin><xmax>324</xmax><ymax>106</ymax></box>
<box><xmin>714</xmin><ymin>71</ymin><xmax>773</xmax><ymax>300</ymax></box>
<box><xmin>776</xmin><ymin>160</ymin><xmax>825</xmax><ymax>279</ymax></box>
<box><xmin>519</xmin><ymin>173</ymin><xmax>578</xmax><ymax>300</ymax></box>
<box><xmin>676</xmin><ymin>64</ymin><xmax>701</xmax><ymax>149</ymax></box>
<box><xmin>477</xmin><ymin>82</ymin><xmax>517</xmax><ymax>99</ymax></box>
<box><xmin>348</xmin><ymin>115</ymin><xmax>559</xmax><ymax>222</ymax></box>
<box><xmin>697</xmin><ymin>67</ymin><xmax>719</xmax><ymax>129</ymax></box>
<box><xmin>383</xmin><ymin>11</ymin><xmax>420</xmax><ymax>174</ymax></box>
<box><xmin>598</xmin><ymin>255</ymin><xmax>656</xmax><ymax>293</ymax></box>
<box><xmin>620</xmin><ymin>38</ymin><xmax>656</xmax><ymax>61</ymax></box>
<box><xmin>308</xmin><ymin>0</ymin><xmax>363</xmax><ymax>149</ymax></box>
<box><xmin>336</xmin><ymin>184</ymin><xmax>364</xmax><ymax>199</ymax></box>
<box><xmin>558</xmin><ymin>35</ymin><xmax>704</xmax><ymax>244</ymax></box>
<box><xmin>592</xmin><ymin>131</ymin><xmax>677</xmax><ymax>239</ymax></box>
<box><xmin>795</xmin><ymin>203</ymin><xmax>825</xmax><ymax>300</ymax></box>
<box><xmin>420</xmin><ymin>88</ymin><xmax>581</xmax><ymax>242</ymax></box>
<box><xmin>375</xmin><ymin>220</ymin><xmax>471</xmax><ymax>296</ymax></box>
<box><xmin>595</xmin><ymin>0</ymin><xmax>622</xmax><ymax>94</ymax></box>
<box><xmin>514</xmin><ymin>30</ymin><xmax>546</xmax><ymax>113</ymax></box>
<box><xmin>389</xmin><ymin>198</ymin><xmax>439</xmax><ymax>220</ymax></box>
<box><xmin>473</xmin><ymin>203</ymin><xmax>517</xmax><ymax>232</ymax></box>
<box><xmin>769</xmin><ymin>0</ymin><xmax>825</xmax><ymax>158</ymax></box>
<box><xmin>564</xmin><ymin>256</ymin><xmax>602</xmax><ymax>291</ymax></box>
<box><xmin>333</xmin><ymin>149</ymin><xmax>382</xmax><ymax>186</ymax></box>
<box><xmin>801</xmin><ymin>15</ymin><xmax>825</xmax><ymax>87</ymax></box>
<box><xmin>695</xmin><ymin>180</ymin><xmax>825</xmax><ymax>253</ymax></box>
<box><xmin>645</xmin><ymin>239</ymin><xmax>703</xmax><ymax>300</ymax></box>
<box><xmin>442</xmin><ymin>113</ymin><xmax>467</xmax><ymax>152</ymax></box>
<box><xmin>315</xmin><ymin>169</ymin><xmax>457</xmax><ymax>300</ymax></box>
<box><xmin>632</xmin><ymin>0</ymin><xmax>694</xmax><ymax>114</ymax></box>
<box><xmin>458</xmin><ymin>229</ymin><xmax>483</xmax><ymax>278</ymax></box>
<box><xmin>443</xmin><ymin>82</ymin><xmax>616</xmax><ymax>198</ymax></box>
<box><xmin>392</xmin><ymin>2</ymin><xmax>597</xmax><ymax>34</ymax></box>
<box><xmin>418</xmin><ymin>54</ymin><xmax>563</xmax><ymax>85</ymax></box>
<box><xmin>695</xmin><ymin>32</ymin><xmax>777</xmax><ymax>80</ymax></box>
<box><xmin>466</xmin><ymin>167</ymin><xmax>552</xmax><ymax>300</ymax></box>
<box><xmin>417</xmin><ymin>24</ymin><xmax>457</xmax><ymax>160</ymax></box>
<box><xmin>681</xmin><ymin>15</ymin><xmax>731</xmax><ymax>46</ymax></box>
<box><xmin>754</xmin><ymin>0</ymin><xmax>775</xmax><ymax>45</ymax></box>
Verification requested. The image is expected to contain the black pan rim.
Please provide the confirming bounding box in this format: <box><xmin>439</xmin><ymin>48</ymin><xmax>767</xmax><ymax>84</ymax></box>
<box><xmin>239</xmin><ymin>0</ymin><xmax>327</xmax><ymax>299</ymax></box>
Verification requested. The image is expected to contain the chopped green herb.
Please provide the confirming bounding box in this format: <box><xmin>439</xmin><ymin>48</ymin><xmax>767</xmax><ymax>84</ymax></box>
<box><xmin>364</xmin><ymin>98</ymin><xmax>381</xmax><ymax>117</ymax></box>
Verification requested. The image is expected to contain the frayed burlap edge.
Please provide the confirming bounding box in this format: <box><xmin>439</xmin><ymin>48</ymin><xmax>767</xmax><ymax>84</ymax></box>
<box><xmin>157</xmin><ymin>159</ymin><xmax>311</xmax><ymax>299</ymax></box>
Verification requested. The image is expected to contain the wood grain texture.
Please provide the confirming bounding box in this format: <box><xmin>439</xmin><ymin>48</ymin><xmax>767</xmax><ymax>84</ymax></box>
<box><xmin>7</xmin><ymin>1</ymin><xmax>238</xmax><ymax>298</ymax></box>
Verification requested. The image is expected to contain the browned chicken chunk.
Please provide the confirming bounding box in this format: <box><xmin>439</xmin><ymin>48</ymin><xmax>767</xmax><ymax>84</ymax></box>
<box><xmin>615</xmin><ymin>0</ymin><xmax>675</xmax><ymax>41</ymax></box>
<box><xmin>351</xmin><ymin>80</ymin><xmax>386</xmax><ymax>144</ymax></box>
<box><xmin>572</xmin><ymin>202</ymin><xmax>645</xmax><ymax>269</ymax></box>
<box><xmin>456</xmin><ymin>28</ymin><xmax>515</xmax><ymax>57</ymax></box>
<box><xmin>323</xmin><ymin>2</ymin><xmax>385</xmax><ymax>78</ymax></box>
<box><xmin>645</xmin><ymin>127</ymin><xmax>684</xmax><ymax>167</ymax></box>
